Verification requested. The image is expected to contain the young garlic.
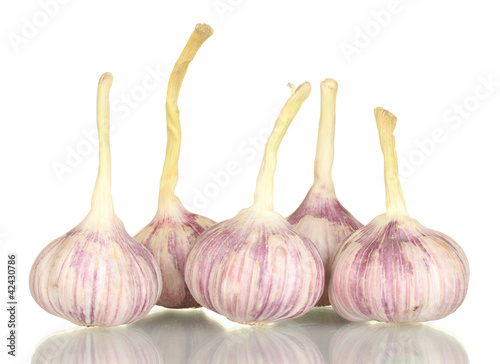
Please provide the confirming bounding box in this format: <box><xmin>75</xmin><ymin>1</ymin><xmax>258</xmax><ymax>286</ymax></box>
<box><xmin>134</xmin><ymin>24</ymin><xmax>215</xmax><ymax>308</ymax></box>
<box><xmin>30</xmin><ymin>73</ymin><xmax>162</xmax><ymax>327</ymax></box>
<box><xmin>287</xmin><ymin>79</ymin><xmax>362</xmax><ymax>306</ymax></box>
<box><xmin>329</xmin><ymin>108</ymin><xmax>470</xmax><ymax>322</ymax></box>
<box><xmin>185</xmin><ymin>82</ymin><xmax>324</xmax><ymax>324</ymax></box>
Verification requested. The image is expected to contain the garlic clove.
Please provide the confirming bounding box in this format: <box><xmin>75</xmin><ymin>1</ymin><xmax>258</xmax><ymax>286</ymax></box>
<box><xmin>30</xmin><ymin>73</ymin><xmax>162</xmax><ymax>327</ymax></box>
<box><xmin>185</xmin><ymin>82</ymin><xmax>325</xmax><ymax>324</ymax></box>
<box><xmin>288</xmin><ymin>79</ymin><xmax>362</xmax><ymax>307</ymax></box>
<box><xmin>328</xmin><ymin>108</ymin><xmax>469</xmax><ymax>322</ymax></box>
<box><xmin>134</xmin><ymin>24</ymin><xmax>215</xmax><ymax>308</ymax></box>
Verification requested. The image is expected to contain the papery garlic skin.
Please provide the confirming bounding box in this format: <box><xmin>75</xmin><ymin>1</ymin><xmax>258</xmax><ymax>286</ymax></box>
<box><xmin>30</xmin><ymin>73</ymin><xmax>162</xmax><ymax>327</ymax></box>
<box><xmin>135</xmin><ymin>198</ymin><xmax>214</xmax><ymax>308</ymax></box>
<box><xmin>288</xmin><ymin>79</ymin><xmax>362</xmax><ymax>306</ymax></box>
<box><xmin>288</xmin><ymin>185</ymin><xmax>362</xmax><ymax>306</ymax></box>
<box><xmin>30</xmin><ymin>213</ymin><xmax>162</xmax><ymax>327</ymax></box>
<box><xmin>186</xmin><ymin>82</ymin><xmax>322</xmax><ymax>324</ymax></box>
<box><xmin>329</xmin><ymin>215</ymin><xmax>469</xmax><ymax>322</ymax></box>
<box><xmin>186</xmin><ymin>209</ymin><xmax>324</xmax><ymax>324</ymax></box>
<box><xmin>329</xmin><ymin>107</ymin><xmax>469</xmax><ymax>323</ymax></box>
<box><xmin>135</xmin><ymin>24</ymin><xmax>215</xmax><ymax>308</ymax></box>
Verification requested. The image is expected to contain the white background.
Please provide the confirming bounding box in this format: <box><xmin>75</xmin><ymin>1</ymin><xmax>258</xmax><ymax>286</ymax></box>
<box><xmin>1</xmin><ymin>0</ymin><xmax>499</xmax><ymax>362</ymax></box>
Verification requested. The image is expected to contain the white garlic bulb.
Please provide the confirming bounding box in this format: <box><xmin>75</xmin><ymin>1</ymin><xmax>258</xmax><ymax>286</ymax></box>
<box><xmin>288</xmin><ymin>79</ymin><xmax>362</xmax><ymax>306</ymax></box>
<box><xmin>185</xmin><ymin>83</ymin><xmax>325</xmax><ymax>324</ymax></box>
<box><xmin>329</xmin><ymin>108</ymin><xmax>469</xmax><ymax>322</ymax></box>
<box><xmin>135</xmin><ymin>24</ymin><xmax>215</xmax><ymax>308</ymax></box>
<box><xmin>30</xmin><ymin>73</ymin><xmax>162</xmax><ymax>327</ymax></box>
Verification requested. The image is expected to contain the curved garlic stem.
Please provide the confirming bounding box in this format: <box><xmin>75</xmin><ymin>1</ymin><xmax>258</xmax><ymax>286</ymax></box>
<box><xmin>313</xmin><ymin>78</ymin><xmax>338</xmax><ymax>192</ymax></box>
<box><xmin>158</xmin><ymin>24</ymin><xmax>214</xmax><ymax>210</ymax></box>
<box><xmin>253</xmin><ymin>82</ymin><xmax>312</xmax><ymax>212</ymax></box>
<box><xmin>374</xmin><ymin>107</ymin><xmax>408</xmax><ymax>217</ymax></box>
<box><xmin>91</xmin><ymin>72</ymin><xmax>114</xmax><ymax>217</ymax></box>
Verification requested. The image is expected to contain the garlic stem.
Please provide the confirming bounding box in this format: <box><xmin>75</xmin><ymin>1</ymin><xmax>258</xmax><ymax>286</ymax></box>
<box><xmin>252</xmin><ymin>82</ymin><xmax>312</xmax><ymax>212</ymax></box>
<box><xmin>91</xmin><ymin>72</ymin><xmax>114</xmax><ymax>217</ymax></box>
<box><xmin>313</xmin><ymin>78</ymin><xmax>338</xmax><ymax>192</ymax></box>
<box><xmin>374</xmin><ymin>107</ymin><xmax>408</xmax><ymax>217</ymax></box>
<box><xmin>158</xmin><ymin>24</ymin><xmax>213</xmax><ymax>209</ymax></box>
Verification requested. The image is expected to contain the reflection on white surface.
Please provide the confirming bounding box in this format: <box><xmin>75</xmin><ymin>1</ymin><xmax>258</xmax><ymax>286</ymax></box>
<box><xmin>189</xmin><ymin>325</ymin><xmax>323</xmax><ymax>364</ymax></box>
<box><xmin>329</xmin><ymin>322</ymin><xmax>469</xmax><ymax>363</ymax></box>
<box><xmin>31</xmin><ymin>307</ymin><xmax>469</xmax><ymax>364</ymax></box>
<box><xmin>275</xmin><ymin>307</ymin><xmax>349</xmax><ymax>360</ymax></box>
<box><xmin>31</xmin><ymin>325</ymin><xmax>160</xmax><ymax>364</ymax></box>
<box><xmin>132</xmin><ymin>309</ymin><xmax>225</xmax><ymax>363</ymax></box>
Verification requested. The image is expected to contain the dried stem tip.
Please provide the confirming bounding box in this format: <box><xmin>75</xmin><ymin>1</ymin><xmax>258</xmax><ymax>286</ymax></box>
<box><xmin>158</xmin><ymin>24</ymin><xmax>213</xmax><ymax>209</ymax></box>
<box><xmin>374</xmin><ymin>107</ymin><xmax>408</xmax><ymax>217</ymax></box>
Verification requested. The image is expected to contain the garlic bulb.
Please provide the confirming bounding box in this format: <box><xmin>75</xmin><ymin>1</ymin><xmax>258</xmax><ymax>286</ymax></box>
<box><xmin>329</xmin><ymin>322</ymin><xmax>469</xmax><ymax>363</ymax></box>
<box><xmin>30</xmin><ymin>73</ymin><xmax>162</xmax><ymax>327</ymax></box>
<box><xmin>329</xmin><ymin>108</ymin><xmax>469</xmax><ymax>322</ymax></box>
<box><xmin>185</xmin><ymin>82</ymin><xmax>324</xmax><ymax>324</ymax></box>
<box><xmin>32</xmin><ymin>326</ymin><xmax>161</xmax><ymax>364</ymax></box>
<box><xmin>287</xmin><ymin>79</ymin><xmax>362</xmax><ymax>306</ymax></box>
<box><xmin>134</xmin><ymin>24</ymin><xmax>215</xmax><ymax>308</ymax></box>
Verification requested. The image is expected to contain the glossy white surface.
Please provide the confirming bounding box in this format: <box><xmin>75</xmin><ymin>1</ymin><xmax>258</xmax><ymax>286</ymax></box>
<box><xmin>31</xmin><ymin>307</ymin><xmax>471</xmax><ymax>363</ymax></box>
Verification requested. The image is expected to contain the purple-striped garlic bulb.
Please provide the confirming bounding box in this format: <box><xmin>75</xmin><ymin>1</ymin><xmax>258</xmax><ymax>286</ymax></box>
<box><xmin>185</xmin><ymin>82</ymin><xmax>324</xmax><ymax>324</ymax></box>
<box><xmin>29</xmin><ymin>73</ymin><xmax>162</xmax><ymax>327</ymax></box>
<box><xmin>287</xmin><ymin>79</ymin><xmax>362</xmax><ymax>306</ymax></box>
<box><xmin>134</xmin><ymin>24</ymin><xmax>215</xmax><ymax>309</ymax></box>
<box><xmin>329</xmin><ymin>108</ymin><xmax>469</xmax><ymax>322</ymax></box>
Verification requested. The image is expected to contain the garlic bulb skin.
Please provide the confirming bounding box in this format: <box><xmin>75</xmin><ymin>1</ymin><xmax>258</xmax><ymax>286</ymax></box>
<box><xmin>288</xmin><ymin>189</ymin><xmax>362</xmax><ymax>307</ymax></box>
<box><xmin>30</xmin><ymin>214</ymin><xmax>162</xmax><ymax>327</ymax></box>
<box><xmin>135</xmin><ymin>24</ymin><xmax>215</xmax><ymax>308</ymax></box>
<box><xmin>330</xmin><ymin>214</ymin><xmax>469</xmax><ymax>322</ymax></box>
<box><xmin>185</xmin><ymin>82</ymin><xmax>324</xmax><ymax>324</ymax></box>
<box><xmin>135</xmin><ymin>197</ymin><xmax>214</xmax><ymax>308</ymax></box>
<box><xmin>329</xmin><ymin>108</ymin><xmax>469</xmax><ymax>322</ymax></box>
<box><xmin>186</xmin><ymin>209</ymin><xmax>324</xmax><ymax>324</ymax></box>
<box><xmin>288</xmin><ymin>79</ymin><xmax>362</xmax><ymax>306</ymax></box>
<box><xmin>30</xmin><ymin>73</ymin><xmax>162</xmax><ymax>327</ymax></box>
